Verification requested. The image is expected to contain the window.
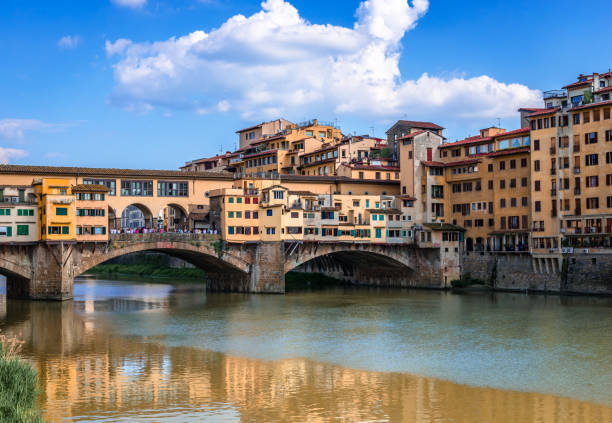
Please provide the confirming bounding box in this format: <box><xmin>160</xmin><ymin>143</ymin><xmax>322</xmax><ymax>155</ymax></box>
<box><xmin>534</xmin><ymin>201</ymin><xmax>541</xmax><ymax>212</ymax></box>
<box><xmin>228</xmin><ymin>211</ymin><xmax>234</xmax><ymax>218</ymax></box>
<box><xmin>534</xmin><ymin>139</ymin><xmax>540</xmax><ymax>151</ymax></box>
<box><xmin>585</xmin><ymin>154</ymin><xmax>598</xmax><ymax>166</ymax></box>
<box><xmin>488</xmin><ymin>180</ymin><xmax>493</xmax><ymax>190</ymax></box>
<box><xmin>607</xmin><ymin>152</ymin><xmax>612</xmax><ymax>164</ymax></box>
<box><xmin>585</xmin><ymin>132</ymin><xmax>598</xmax><ymax>144</ymax></box>
<box><xmin>16</xmin><ymin>225</ymin><xmax>29</xmax><ymax>236</ymax></box>
<box><xmin>56</xmin><ymin>207</ymin><xmax>68</xmax><ymax>216</ymax></box>
<box><xmin>510</xmin><ymin>198</ymin><xmax>517</xmax><ymax>207</ymax></box>
<box><xmin>594</xmin><ymin>109</ymin><xmax>600</xmax><ymax>121</ymax></box>
<box><xmin>266</xmin><ymin>209</ymin><xmax>273</xmax><ymax>216</ymax></box>
<box><xmin>121</xmin><ymin>180</ymin><xmax>153</xmax><ymax>196</ymax></box>
<box><xmin>586</xmin><ymin>197</ymin><xmax>599</xmax><ymax>209</ymax></box>
<box><xmin>273</xmin><ymin>190</ymin><xmax>284</xmax><ymax>200</ymax></box>
<box><xmin>157</xmin><ymin>181</ymin><xmax>188</xmax><ymax>197</ymax></box>
<box><xmin>499</xmin><ymin>161</ymin><xmax>506</xmax><ymax>170</ymax></box>
<box><xmin>500</xmin><ymin>199</ymin><xmax>506</xmax><ymax>208</ymax></box>
<box><xmin>488</xmin><ymin>164</ymin><xmax>493</xmax><ymax>172</ymax></box>
<box><xmin>583</xmin><ymin>111</ymin><xmax>590</xmax><ymax>123</ymax></box>
<box><xmin>521</xmin><ymin>177</ymin><xmax>528</xmax><ymax>187</ymax></box>
<box><xmin>522</xmin><ymin>197</ymin><xmax>528</xmax><ymax>207</ymax></box>
<box><xmin>604</xmin><ymin>108</ymin><xmax>611</xmax><ymax>120</ymax></box>
<box><xmin>606</xmin><ymin>130</ymin><xmax>612</xmax><ymax>142</ymax></box>
<box><xmin>573</xmin><ymin>113</ymin><xmax>580</xmax><ymax>125</ymax></box>
<box><xmin>510</xmin><ymin>179</ymin><xmax>516</xmax><ymax>188</ymax></box>
<box><xmin>534</xmin><ymin>160</ymin><xmax>540</xmax><ymax>171</ymax></box>
<box><xmin>500</xmin><ymin>179</ymin><xmax>506</xmax><ymax>189</ymax></box>
<box><xmin>586</xmin><ymin>176</ymin><xmax>599</xmax><ymax>187</ymax></box>
<box><xmin>62</xmin><ymin>226</ymin><xmax>69</xmax><ymax>235</ymax></box>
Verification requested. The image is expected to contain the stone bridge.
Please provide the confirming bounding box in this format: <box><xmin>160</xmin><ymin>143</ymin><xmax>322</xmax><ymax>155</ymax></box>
<box><xmin>0</xmin><ymin>234</ymin><xmax>442</xmax><ymax>300</ymax></box>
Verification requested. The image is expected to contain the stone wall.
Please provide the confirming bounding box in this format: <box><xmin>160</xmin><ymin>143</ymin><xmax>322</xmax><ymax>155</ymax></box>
<box><xmin>463</xmin><ymin>251</ymin><xmax>612</xmax><ymax>295</ymax></box>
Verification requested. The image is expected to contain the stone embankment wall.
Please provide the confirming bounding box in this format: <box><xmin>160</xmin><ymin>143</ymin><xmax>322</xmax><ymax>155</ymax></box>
<box><xmin>462</xmin><ymin>252</ymin><xmax>612</xmax><ymax>295</ymax></box>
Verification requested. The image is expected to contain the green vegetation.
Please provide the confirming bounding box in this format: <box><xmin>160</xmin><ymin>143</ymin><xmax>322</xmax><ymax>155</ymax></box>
<box><xmin>583</xmin><ymin>90</ymin><xmax>594</xmax><ymax>104</ymax></box>
<box><xmin>285</xmin><ymin>272</ymin><xmax>344</xmax><ymax>291</ymax></box>
<box><xmin>87</xmin><ymin>263</ymin><xmax>207</xmax><ymax>280</ymax></box>
<box><xmin>450</xmin><ymin>273</ymin><xmax>488</xmax><ymax>289</ymax></box>
<box><xmin>212</xmin><ymin>239</ymin><xmax>224</xmax><ymax>257</ymax></box>
<box><xmin>0</xmin><ymin>333</ymin><xmax>45</xmax><ymax>423</ymax></box>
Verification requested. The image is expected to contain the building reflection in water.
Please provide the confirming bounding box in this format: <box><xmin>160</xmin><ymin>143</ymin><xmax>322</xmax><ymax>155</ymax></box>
<box><xmin>0</xmin><ymin>296</ymin><xmax>609</xmax><ymax>423</ymax></box>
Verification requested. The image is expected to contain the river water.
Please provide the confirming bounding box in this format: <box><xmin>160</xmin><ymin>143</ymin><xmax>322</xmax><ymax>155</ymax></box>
<box><xmin>0</xmin><ymin>278</ymin><xmax>611</xmax><ymax>422</ymax></box>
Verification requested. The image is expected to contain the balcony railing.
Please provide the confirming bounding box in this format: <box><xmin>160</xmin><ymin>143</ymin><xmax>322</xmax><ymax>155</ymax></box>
<box><xmin>543</xmin><ymin>90</ymin><xmax>567</xmax><ymax>100</ymax></box>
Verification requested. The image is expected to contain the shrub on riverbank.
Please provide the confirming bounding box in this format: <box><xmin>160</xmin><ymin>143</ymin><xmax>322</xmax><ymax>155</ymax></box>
<box><xmin>450</xmin><ymin>274</ymin><xmax>488</xmax><ymax>288</ymax></box>
<box><xmin>0</xmin><ymin>333</ymin><xmax>44</xmax><ymax>423</ymax></box>
<box><xmin>87</xmin><ymin>263</ymin><xmax>207</xmax><ymax>280</ymax></box>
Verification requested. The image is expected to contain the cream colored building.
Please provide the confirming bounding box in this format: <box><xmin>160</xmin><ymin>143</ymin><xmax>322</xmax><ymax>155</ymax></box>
<box><xmin>0</xmin><ymin>186</ymin><xmax>38</xmax><ymax>242</ymax></box>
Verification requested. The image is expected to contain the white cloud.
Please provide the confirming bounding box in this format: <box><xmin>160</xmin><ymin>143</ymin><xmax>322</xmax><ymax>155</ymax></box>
<box><xmin>0</xmin><ymin>147</ymin><xmax>27</xmax><ymax>164</ymax></box>
<box><xmin>58</xmin><ymin>35</ymin><xmax>80</xmax><ymax>49</ymax></box>
<box><xmin>0</xmin><ymin>119</ymin><xmax>63</xmax><ymax>140</ymax></box>
<box><xmin>111</xmin><ymin>0</ymin><xmax>146</xmax><ymax>8</ymax></box>
<box><xmin>106</xmin><ymin>0</ymin><xmax>541</xmax><ymax>123</ymax></box>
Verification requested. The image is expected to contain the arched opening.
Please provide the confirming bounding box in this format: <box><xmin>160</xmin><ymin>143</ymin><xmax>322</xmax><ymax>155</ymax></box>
<box><xmin>108</xmin><ymin>206</ymin><xmax>118</xmax><ymax>231</ymax></box>
<box><xmin>120</xmin><ymin>204</ymin><xmax>154</xmax><ymax>231</ymax></box>
<box><xmin>465</xmin><ymin>237</ymin><xmax>474</xmax><ymax>252</ymax></box>
<box><xmin>288</xmin><ymin>250</ymin><xmax>416</xmax><ymax>288</ymax></box>
<box><xmin>164</xmin><ymin>204</ymin><xmax>188</xmax><ymax>232</ymax></box>
<box><xmin>475</xmin><ymin>237</ymin><xmax>484</xmax><ymax>252</ymax></box>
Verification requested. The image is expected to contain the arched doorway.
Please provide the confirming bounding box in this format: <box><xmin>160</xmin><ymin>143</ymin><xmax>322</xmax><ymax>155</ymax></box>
<box><xmin>120</xmin><ymin>204</ymin><xmax>154</xmax><ymax>230</ymax></box>
<box><xmin>162</xmin><ymin>204</ymin><xmax>188</xmax><ymax>232</ymax></box>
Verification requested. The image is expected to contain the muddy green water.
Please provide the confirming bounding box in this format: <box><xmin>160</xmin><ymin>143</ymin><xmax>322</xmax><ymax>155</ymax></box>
<box><xmin>0</xmin><ymin>278</ymin><xmax>611</xmax><ymax>422</ymax></box>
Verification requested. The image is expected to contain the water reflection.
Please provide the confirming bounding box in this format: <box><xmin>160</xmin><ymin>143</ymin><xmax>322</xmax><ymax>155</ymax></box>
<box><xmin>0</xmin><ymin>281</ymin><xmax>610</xmax><ymax>422</ymax></box>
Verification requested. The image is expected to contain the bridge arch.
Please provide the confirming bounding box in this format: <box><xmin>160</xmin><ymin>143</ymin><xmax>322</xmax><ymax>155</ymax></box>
<box><xmin>73</xmin><ymin>238</ymin><xmax>252</xmax><ymax>292</ymax></box>
<box><xmin>284</xmin><ymin>243</ymin><xmax>417</xmax><ymax>286</ymax></box>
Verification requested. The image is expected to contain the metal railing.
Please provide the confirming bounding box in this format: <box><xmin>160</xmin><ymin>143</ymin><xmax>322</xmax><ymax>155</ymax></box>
<box><xmin>543</xmin><ymin>90</ymin><xmax>567</xmax><ymax>99</ymax></box>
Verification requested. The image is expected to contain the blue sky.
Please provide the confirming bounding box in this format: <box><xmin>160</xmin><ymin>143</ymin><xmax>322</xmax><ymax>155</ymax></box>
<box><xmin>1</xmin><ymin>0</ymin><xmax>611</xmax><ymax>169</ymax></box>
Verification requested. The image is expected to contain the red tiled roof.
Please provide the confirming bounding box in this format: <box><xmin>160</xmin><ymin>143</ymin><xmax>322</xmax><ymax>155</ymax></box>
<box><xmin>395</xmin><ymin>120</ymin><xmax>444</xmax><ymax>130</ymax></box>
<box><xmin>398</xmin><ymin>130</ymin><xmax>426</xmax><ymax>140</ymax></box>
<box><xmin>486</xmin><ymin>147</ymin><xmax>530</xmax><ymax>157</ymax></box>
<box><xmin>494</xmin><ymin>127</ymin><xmax>530</xmax><ymax>138</ymax></box>
<box><xmin>241</xmin><ymin>149</ymin><xmax>279</xmax><ymax>159</ymax></box>
<box><xmin>235</xmin><ymin>122</ymin><xmax>264</xmax><ymax>133</ymax></box>
<box><xmin>562</xmin><ymin>80</ymin><xmax>592</xmax><ymax>89</ymax></box>
<box><xmin>350</xmin><ymin>164</ymin><xmax>400</xmax><ymax>171</ymax></box>
<box><xmin>595</xmin><ymin>86</ymin><xmax>612</xmax><ymax>94</ymax></box>
<box><xmin>443</xmin><ymin>159</ymin><xmax>480</xmax><ymax>167</ymax></box>
<box><xmin>421</xmin><ymin>160</ymin><xmax>444</xmax><ymax>167</ymax></box>
<box><xmin>439</xmin><ymin>135</ymin><xmax>493</xmax><ymax>148</ymax></box>
<box><xmin>526</xmin><ymin>107</ymin><xmax>560</xmax><ymax>118</ymax></box>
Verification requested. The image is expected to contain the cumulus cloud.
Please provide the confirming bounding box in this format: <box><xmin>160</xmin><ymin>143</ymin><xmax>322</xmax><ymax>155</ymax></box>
<box><xmin>58</xmin><ymin>35</ymin><xmax>80</xmax><ymax>49</ymax></box>
<box><xmin>0</xmin><ymin>119</ymin><xmax>63</xmax><ymax>140</ymax></box>
<box><xmin>111</xmin><ymin>0</ymin><xmax>146</xmax><ymax>8</ymax></box>
<box><xmin>0</xmin><ymin>147</ymin><xmax>27</xmax><ymax>164</ymax></box>
<box><xmin>105</xmin><ymin>0</ymin><xmax>541</xmax><ymax>122</ymax></box>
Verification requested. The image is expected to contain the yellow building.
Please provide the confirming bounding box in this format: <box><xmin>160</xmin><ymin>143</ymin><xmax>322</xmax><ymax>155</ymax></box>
<box><xmin>33</xmin><ymin>178</ymin><xmax>76</xmax><ymax>241</ymax></box>
<box><xmin>73</xmin><ymin>184</ymin><xmax>110</xmax><ymax>242</ymax></box>
<box><xmin>528</xmin><ymin>71</ymin><xmax>612</xmax><ymax>253</ymax></box>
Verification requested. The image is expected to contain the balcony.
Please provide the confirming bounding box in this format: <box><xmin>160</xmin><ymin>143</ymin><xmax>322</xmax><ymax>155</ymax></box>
<box><xmin>573</xmin><ymin>167</ymin><xmax>580</xmax><ymax>174</ymax></box>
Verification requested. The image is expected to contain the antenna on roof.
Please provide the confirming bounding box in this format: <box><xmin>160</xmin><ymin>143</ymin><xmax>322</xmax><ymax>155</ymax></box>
<box><xmin>369</xmin><ymin>126</ymin><xmax>375</xmax><ymax>137</ymax></box>
<box><xmin>497</xmin><ymin>118</ymin><xmax>501</xmax><ymax>128</ymax></box>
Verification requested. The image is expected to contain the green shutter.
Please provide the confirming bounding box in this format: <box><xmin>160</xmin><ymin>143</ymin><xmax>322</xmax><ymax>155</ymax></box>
<box><xmin>6</xmin><ymin>227</ymin><xmax>12</xmax><ymax>237</ymax></box>
<box><xmin>102</xmin><ymin>227</ymin><xmax>106</xmax><ymax>235</ymax></box>
<box><xmin>17</xmin><ymin>209</ymin><xmax>22</xmax><ymax>216</ymax></box>
<box><xmin>48</xmin><ymin>226</ymin><xmax>52</xmax><ymax>235</ymax></box>
<box><xmin>29</xmin><ymin>209</ymin><xmax>34</xmax><ymax>216</ymax></box>
<box><xmin>56</xmin><ymin>207</ymin><xmax>68</xmax><ymax>216</ymax></box>
<box><xmin>6</xmin><ymin>209</ymin><xmax>9</xmax><ymax>216</ymax></box>
<box><xmin>62</xmin><ymin>226</ymin><xmax>69</xmax><ymax>235</ymax></box>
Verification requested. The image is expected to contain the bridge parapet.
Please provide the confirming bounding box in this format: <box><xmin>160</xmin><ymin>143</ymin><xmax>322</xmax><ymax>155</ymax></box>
<box><xmin>109</xmin><ymin>233</ymin><xmax>221</xmax><ymax>243</ymax></box>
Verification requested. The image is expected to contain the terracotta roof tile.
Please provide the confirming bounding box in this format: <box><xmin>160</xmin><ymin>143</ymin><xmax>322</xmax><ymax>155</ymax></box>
<box><xmin>71</xmin><ymin>184</ymin><xmax>110</xmax><ymax>193</ymax></box>
<box><xmin>526</xmin><ymin>107</ymin><xmax>560</xmax><ymax>118</ymax></box>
